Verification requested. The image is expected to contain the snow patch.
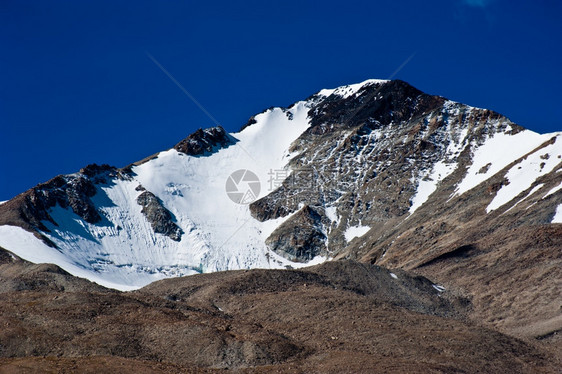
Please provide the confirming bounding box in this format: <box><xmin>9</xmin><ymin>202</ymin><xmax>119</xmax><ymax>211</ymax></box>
<box><xmin>409</xmin><ymin>123</ymin><xmax>468</xmax><ymax>214</ymax></box>
<box><xmin>317</xmin><ymin>79</ymin><xmax>389</xmax><ymax>99</ymax></box>
<box><xmin>0</xmin><ymin>225</ymin><xmax>141</xmax><ymax>291</ymax></box>
<box><xmin>552</xmin><ymin>205</ymin><xmax>562</xmax><ymax>223</ymax></box>
<box><xmin>409</xmin><ymin>160</ymin><xmax>457</xmax><ymax>214</ymax></box>
<box><xmin>502</xmin><ymin>184</ymin><xmax>544</xmax><ymax>214</ymax></box>
<box><xmin>487</xmin><ymin>135</ymin><xmax>562</xmax><ymax>212</ymax></box>
<box><xmin>344</xmin><ymin>225</ymin><xmax>371</xmax><ymax>242</ymax></box>
<box><xmin>390</xmin><ymin>272</ymin><xmax>398</xmax><ymax>279</ymax></box>
<box><xmin>544</xmin><ymin>182</ymin><xmax>562</xmax><ymax>198</ymax></box>
<box><xmin>526</xmin><ymin>184</ymin><xmax>546</xmax><ymax>197</ymax></box>
<box><xmin>455</xmin><ymin>130</ymin><xmax>556</xmax><ymax>196</ymax></box>
<box><xmin>324</xmin><ymin>206</ymin><xmax>340</xmax><ymax>225</ymax></box>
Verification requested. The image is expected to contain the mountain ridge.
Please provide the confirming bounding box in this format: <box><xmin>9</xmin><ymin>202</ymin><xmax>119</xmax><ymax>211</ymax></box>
<box><xmin>0</xmin><ymin>79</ymin><xmax>560</xmax><ymax>289</ymax></box>
<box><xmin>0</xmin><ymin>78</ymin><xmax>561</xmax><ymax>368</ymax></box>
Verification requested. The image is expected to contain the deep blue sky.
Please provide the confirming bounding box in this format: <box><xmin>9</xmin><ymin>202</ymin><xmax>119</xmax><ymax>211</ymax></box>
<box><xmin>1</xmin><ymin>0</ymin><xmax>561</xmax><ymax>200</ymax></box>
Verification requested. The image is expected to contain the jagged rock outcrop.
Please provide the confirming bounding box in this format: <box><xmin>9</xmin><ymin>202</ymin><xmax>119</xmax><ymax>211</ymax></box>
<box><xmin>249</xmin><ymin>80</ymin><xmax>533</xmax><ymax>259</ymax></box>
<box><xmin>0</xmin><ymin>163</ymin><xmax>137</xmax><ymax>249</ymax></box>
<box><xmin>265</xmin><ymin>205</ymin><xmax>328</xmax><ymax>262</ymax></box>
<box><xmin>2</xmin><ymin>174</ymin><xmax>99</xmax><ymax>231</ymax></box>
<box><xmin>0</xmin><ymin>164</ymin><xmax>131</xmax><ymax>233</ymax></box>
<box><xmin>173</xmin><ymin>126</ymin><xmax>234</xmax><ymax>156</ymax></box>
<box><xmin>136</xmin><ymin>190</ymin><xmax>182</xmax><ymax>241</ymax></box>
<box><xmin>305</xmin><ymin>79</ymin><xmax>446</xmax><ymax>135</ymax></box>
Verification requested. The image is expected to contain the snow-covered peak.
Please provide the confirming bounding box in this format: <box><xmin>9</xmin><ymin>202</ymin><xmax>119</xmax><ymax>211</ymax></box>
<box><xmin>317</xmin><ymin>79</ymin><xmax>389</xmax><ymax>99</ymax></box>
<box><xmin>0</xmin><ymin>79</ymin><xmax>560</xmax><ymax>293</ymax></box>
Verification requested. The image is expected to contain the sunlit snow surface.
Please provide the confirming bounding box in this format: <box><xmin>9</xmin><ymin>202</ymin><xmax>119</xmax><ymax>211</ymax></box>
<box><xmin>324</xmin><ymin>206</ymin><xmax>340</xmax><ymax>225</ymax></box>
<box><xmin>486</xmin><ymin>134</ymin><xmax>562</xmax><ymax>212</ymax></box>
<box><xmin>0</xmin><ymin>102</ymin><xmax>323</xmax><ymax>290</ymax></box>
<box><xmin>552</xmin><ymin>204</ymin><xmax>562</xmax><ymax>223</ymax></box>
<box><xmin>455</xmin><ymin>130</ymin><xmax>560</xmax><ymax>197</ymax></box>
<box><xmin>317</xmin><ymin>79</ymin><xmax>389</xmax><ymax>99</ymax></box>
<box><xmin>1</xmin><ymin>80</ymin><xmax>395</xmax><ymax>290</ymax></box>
<box><xmin>344</xmin><ymin>225</ymin><xmax>371</xmax><ymax>242</ymax></box>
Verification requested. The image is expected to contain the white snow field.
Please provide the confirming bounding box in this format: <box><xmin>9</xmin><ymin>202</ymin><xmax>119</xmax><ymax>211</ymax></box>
<box><xmin>0</xmin><ymin>100</ymin><xmax>323</xmax><ymax>290</ymax></box>
<box><xmin>486</xmin><ymin>134</ymin><xmax>562</xmax><ymax>212</ymax></box>
<box><xmin>344</xmin><ymin>224</ymin><xmax>371</xmax><ymax>242</ymax></box>
<box><xmin>455</xmin><ymin>131</ymin><xmax>561</xmax><ymax>197</ymax></box>
<box><xmin>552</xmin><ymin>204</ymin><xmax>562</xmax><ymax>223</ymax></box>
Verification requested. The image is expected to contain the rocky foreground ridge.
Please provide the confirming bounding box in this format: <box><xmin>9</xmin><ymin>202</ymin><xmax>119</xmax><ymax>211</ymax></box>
<box><xmin>0</xmin><ymin>247</ymin><xmax>559</xmax><ymax>373</ymax></box>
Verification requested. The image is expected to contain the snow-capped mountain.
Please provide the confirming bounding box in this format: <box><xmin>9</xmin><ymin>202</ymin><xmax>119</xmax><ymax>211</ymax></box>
<box><xmin>0</xmin><ymin>79</ymin><xmax>561</xmax><ymax>291</ymax></box>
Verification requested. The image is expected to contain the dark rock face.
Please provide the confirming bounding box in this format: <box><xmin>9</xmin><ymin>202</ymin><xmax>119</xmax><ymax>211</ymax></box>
<box><xmin>17</xmin><ymin>175</ymin><xmax>100</xmax><ymax>229</ymax></box>
<box><xmin>0</xmin><ymin>159</ymin><xmax>185</xmax><ymax>246</ymax></box>
<box><xmin>306</xmin><ymin>79</ymin><xmax>445</xmax><ymax>135</ymax></box>
<box><xmin>79</xmin><ymin>163</ymin><xmax>116</xmax><ymax>179</ymax></box>
<box><xmin>250</xmin><ymin>80</ymin><xmax>526</xmax><ymax>260</ymax></box>
<box><xmin>0</xmin><ymin>163</ymin><xmax>133</xmax><ymax>244</ymax></box>
<box><xmin>239</xmin><ymin>115</ymin><xmax>258</xmax><ymax>132</ymax></box>
<box><xmin>250</xmin><ymin>190</ymin><xmax>292</xmax><ymax>222</ymax></box>
<box><xmin>173</xmin><ymin>126</ymin><xmax>234</xmax><ymax>156</ymax></box>
<box><xmin>65</xmin><ymin>176</ymin><xmax>100</xmax><ymax>223</ymax></box>
<box><xmin>265</xmin><ymin>205</ymin><xmax>327</xmax><ymax>262</ymax></box>
<box><xmin>0</xmin><ymin>246</ymin><xmax>18</xmax><ymax>265</ymax></box>
<box><xmin>136</xmin><ymin>191</ymin><xmax>182</xmax><ymax>241</ymax></box>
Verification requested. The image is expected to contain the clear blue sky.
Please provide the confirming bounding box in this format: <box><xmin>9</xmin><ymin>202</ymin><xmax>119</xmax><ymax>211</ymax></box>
<box><xmin>1</xmin><ymin>0</ymin><xmax>561</xmax><ymax>200</ymax></box>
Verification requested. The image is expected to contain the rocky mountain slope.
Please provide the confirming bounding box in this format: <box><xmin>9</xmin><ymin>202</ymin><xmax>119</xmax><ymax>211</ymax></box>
<box><xmin>0</xmin><ymin>79</ymin><xmax>560</xmax><ymax>349</ymax></box>
<box><xmin>0</xmin><ymin>246</ymin><xmax>559</xmax><ymax>373</ymax></box>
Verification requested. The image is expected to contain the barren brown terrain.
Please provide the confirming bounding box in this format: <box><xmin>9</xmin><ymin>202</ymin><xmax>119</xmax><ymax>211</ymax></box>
<box><xmin>0</xmin><ymin>247</ymin><xmax>559</xmax><ymax>373</ymax></box>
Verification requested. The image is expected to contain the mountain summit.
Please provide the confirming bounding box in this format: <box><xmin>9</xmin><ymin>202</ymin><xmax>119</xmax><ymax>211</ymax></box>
<box><xmin>0</xmin><ymin>79</ymin><xmax>560</xmax><ymax>291</ymax></box>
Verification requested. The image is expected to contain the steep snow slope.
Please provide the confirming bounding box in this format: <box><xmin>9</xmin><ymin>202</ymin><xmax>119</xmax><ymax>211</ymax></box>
<box><xmin>455</xmin><ymin>130</ymin><xmax>558</xmax><ymax>196</ymax></box>
<box><xmin>486</xmin><ymin>134</ymin><xmax>562</xmax><ymax>212</ymax></box>
<box><xmin>0</xmin><ymin>101</ymin><xmax>324</xmax><ymax>290</ymax></box>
